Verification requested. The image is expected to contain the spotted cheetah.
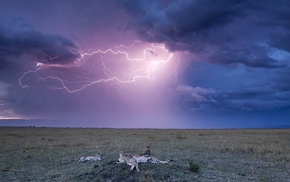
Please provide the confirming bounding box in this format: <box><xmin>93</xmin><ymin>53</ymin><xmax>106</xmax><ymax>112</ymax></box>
<box><xmin>79</xmin><ymin>152</ymin><xmax>101</xmax><ymax>162</ymax></box>
<box><xmin>118</xmin><ymin>151</ymin><xmax>140</xmax><ymax>172</ymax></box>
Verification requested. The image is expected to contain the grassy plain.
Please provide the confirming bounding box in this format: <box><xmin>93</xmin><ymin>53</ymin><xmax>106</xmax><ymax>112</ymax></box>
<box><xmin>0</xmin><ymin>127</ymin><xmax>289</xmax><ymax>181</ymax></box>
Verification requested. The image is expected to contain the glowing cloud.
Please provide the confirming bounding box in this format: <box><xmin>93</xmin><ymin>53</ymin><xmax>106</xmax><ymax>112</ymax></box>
<box><xmin>18</xmin><ymin>41</ymin><xmax>177</xmax><ymax>94</ymax></box>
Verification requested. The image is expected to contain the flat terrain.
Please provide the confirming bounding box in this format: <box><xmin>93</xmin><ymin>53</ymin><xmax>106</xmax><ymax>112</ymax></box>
<box><xmin>0</xmin><ymin>127</ymin><xmax>289</xmax><ymax>181</ymax></box>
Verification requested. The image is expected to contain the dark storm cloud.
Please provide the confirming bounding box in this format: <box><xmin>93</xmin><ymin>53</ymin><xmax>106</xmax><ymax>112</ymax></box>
<box><xmin>119</xmin><ymin>0</ymin><xmax>290</xmax><ymax>114</ymax></box>
<box><xmin>175</xmin><ymin>84</ymin><xmax>290</xmax><ymax>112</ymax></box>
<box><xmin>121</xmin><ymin>0</ymin><xmax>247</xmax><ymax>40</ymax></box>
<box><xmin>120</xmin><ymin>0</ymin><xmax>290</xmax><ymax>68</ymax></box>
<box><xmin>0</xmin><ymin>15</ymin><xmax>81</xmax><ymax>118</ymax></box>
<box><xmin>0</xmin><ymin>16</ymin><xmax>80</xmax><ymax>68</ymax></box>
<box><xmin>215</xmin><ymin>86</ymin><xmax>290</xmax><ymax>111</ymax></box>
<box><xmin>120</xmin><ymin>0</ymin><xmax>247</xmax><ymax>48</ymax></box>
<box><xmin>207</xmin><ymin>45</ymin><xmax>287</xmax><ymax>68</ymax></box>
<box><xmin>173</xmin><ymin>58</ymin><xmax>290</xmax><ymax>112</ymax></box>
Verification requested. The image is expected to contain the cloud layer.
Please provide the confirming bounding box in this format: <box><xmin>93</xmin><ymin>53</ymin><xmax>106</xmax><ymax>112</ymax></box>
<box><xmin>120</xmin><ymin>0</ymin><xmax>290</xmax><ymax>68</ymax></box>
<box><xmin>0</xmin><ymin>16</ymin><xmax>80</xmax><ymax>69</ymax></box>
<box><xmin>119</xmin><ymin>0</ymin><xmax>290</xmax><ymax>114</ymax></box>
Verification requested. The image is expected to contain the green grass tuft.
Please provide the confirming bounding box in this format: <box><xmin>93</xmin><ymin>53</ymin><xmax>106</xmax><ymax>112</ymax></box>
<box><xmin>188</xmin><ymin>161</ymin><xmax>199</xmax><ymax>173</ymax></box>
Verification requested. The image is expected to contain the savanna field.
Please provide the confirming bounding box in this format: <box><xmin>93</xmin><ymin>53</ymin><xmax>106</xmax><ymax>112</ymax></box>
<box><xmin>0</xmin><ymin>127</ymin><xmax>289</xmax><ymax>181</ymax></box>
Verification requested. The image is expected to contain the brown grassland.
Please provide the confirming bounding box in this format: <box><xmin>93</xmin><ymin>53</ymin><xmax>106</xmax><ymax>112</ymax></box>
<box><xmin>0</xmin><ymin>127</ymin><xmax>289</xmax><ymax>181</ymax></box>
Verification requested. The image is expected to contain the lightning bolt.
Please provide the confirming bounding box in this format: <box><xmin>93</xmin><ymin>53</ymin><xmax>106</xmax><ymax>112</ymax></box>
<box><xmin>19</xmin><ymin>68</ymin><xmax>41</xmax><ymax>88</ymax></box>
<box><xmin>19</xmin><ymin>41</ymin><xmax>178</xmax><ymax>94</ymax></box>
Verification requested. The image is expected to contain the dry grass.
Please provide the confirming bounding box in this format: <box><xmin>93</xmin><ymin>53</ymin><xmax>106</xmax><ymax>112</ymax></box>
<box><xmin>0</xmin><ymin>127</ymin><xmax>289</xmax><ymax>181</ymax></box>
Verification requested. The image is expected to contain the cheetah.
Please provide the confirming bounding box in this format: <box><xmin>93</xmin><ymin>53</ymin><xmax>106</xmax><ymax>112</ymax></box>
<box><xmin>134</xmin><ymin>155</ymin><xmax>169</xmax><ymax>164</ymax></box>
<box><xmin>138</xmin><ymin>146</ymin><xmax>169</xmax><ymax>164</ymax></box>
<box><xmin>117</xmin><ymin>151</ymin><xmax>140</xmax><ymax>172</ymax></box>
<box><xmin>79</xmin><ymin>152</ymin><xmax>101</xmax><ymax>162</ymax></box>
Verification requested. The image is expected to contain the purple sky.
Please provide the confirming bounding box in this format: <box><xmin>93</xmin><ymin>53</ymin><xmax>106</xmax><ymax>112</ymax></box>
<box><xmin>0</xmin><ymin>0</ymin><xmax>289</xmax><ymax>128</ymax></box>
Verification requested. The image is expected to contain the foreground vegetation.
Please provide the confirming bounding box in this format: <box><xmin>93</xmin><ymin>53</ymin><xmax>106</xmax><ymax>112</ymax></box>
<box><xmin>0</xmin><ymin>127</ymin><xmax>289</xmax><ymax>181</ymax></box>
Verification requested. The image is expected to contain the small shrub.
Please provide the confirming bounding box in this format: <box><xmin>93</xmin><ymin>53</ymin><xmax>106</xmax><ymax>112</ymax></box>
<box><xmin>141</xmin><ymin>171</ymin><xmax>154</xmax><ymax>181</ymax></box>
<box><xmin>1</xmin><ymin>166</ymin><xmax>10</xmax><ymax>172</ymax></box>
<box><xmin>198</xmin><ymin>133</ymin><xmax>206</xmax><ymax>136</ymax></box>
<box><xmin>50</xmin><ymin>172</ymin><xmax>62</xmax><ymax>179</ymax></box>
<box><xmin>188</xmin><ymin>162</ymin><xmax>199</xmax><ymax>173</ymax></box>
<box><xmin>148</xmin><ymin>135</ymin><xmax>156</xmax><ymax>140</ymax></box>
<box><xmin>276</xmin><ymin>154</ymin><xmax>290</xmax><ymax>163</ymax></box>
<box><xmin>176</xmin><ymin>134</ymin><xmax>187</xmax><ymax>140</ymax></box>
<box><xmin>244</xmin><ymin>144</ymin><xmax>254</xmax><ymax>152</ymax></box>
<box><xmin>74</xmin><ymin>140</ymin><xmax>86</xmax><ymax>146</ymax></box>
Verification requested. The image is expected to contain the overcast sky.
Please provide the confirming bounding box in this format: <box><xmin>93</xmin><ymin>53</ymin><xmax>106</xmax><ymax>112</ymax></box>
<box><xmin>0</xmin><ymin>0</ymin><xmax>289</xmax><ymax>128</ymax></box>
